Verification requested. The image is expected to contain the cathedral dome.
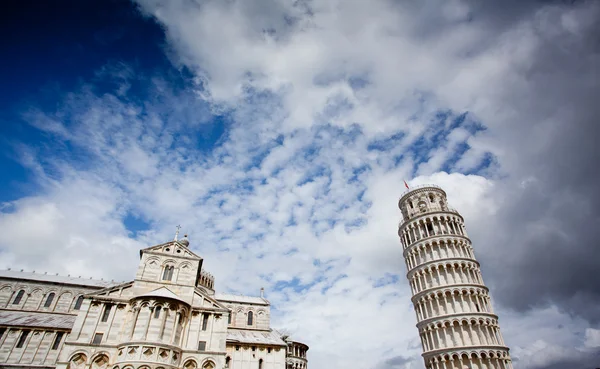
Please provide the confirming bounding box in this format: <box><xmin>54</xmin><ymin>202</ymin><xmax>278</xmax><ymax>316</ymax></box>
<box><xmin>179</xmin><ymin>234</ymin><xmax>189</xmax><ymax>247</ymax></box>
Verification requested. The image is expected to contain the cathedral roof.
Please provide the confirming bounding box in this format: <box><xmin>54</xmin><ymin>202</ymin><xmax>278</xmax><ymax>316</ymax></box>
<box><xmin>226</xmin><ymin>329</ymin><xmax>287</xmax><ymax>346</ymax></box>
<box><xmin>0</xmin><ymin>310</ymin><xmax>76</xmax><ymax>330</ymax></box>
<box><xmin>0</xmin><ymin>269</ymin><xmax>118</xmax><ymax>288</ymax></box>
<box><xmin>214</xmin><ymin>293</ymin><xmax>269</xmax><ymax>305</ymax></box>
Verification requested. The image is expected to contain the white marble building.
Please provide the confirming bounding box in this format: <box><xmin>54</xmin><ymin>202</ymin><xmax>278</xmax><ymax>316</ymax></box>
<box><xmin>398</xmin><ymin>185</ymin><xmax>513</xmax><ymax>369</ymax></box>
<box><xmin>0</xmin><ymin>234</ymin><xmax>308</xmax><ymax>369</ymax></box>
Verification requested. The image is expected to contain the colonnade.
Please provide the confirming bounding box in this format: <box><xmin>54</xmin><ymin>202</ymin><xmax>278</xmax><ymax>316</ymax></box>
<box><xmin>414</xmin><ymin>288</ymin><xmax>492</xmax><ymax>321</ymax></box>
<box><xmin>399</xmin><ymin>215</ymin><xmax>467</xmax><ymax>248</ymax></box>
<box><xmin>405</xmin><ymin>240</ymin><xmax>474</xmax><ymax>270</ymax></box>
<box><xmin>126</xmin><ymin>300</ymin><xmax>187</xmax><ymax>345</ymax></box>
<box><xmin>409</xmin><ymin>262</ymin><xmax>484</xmax><ymax>295</ymax></box>
<box><xmin>426</xmin><ymin>351</ymin><xmax>512</xmax><ymax>369</ymax></box>
<box><xmin>419</xmin><ymin>319</ymin><xmax>505</xmax><ymax>351</ymax></box>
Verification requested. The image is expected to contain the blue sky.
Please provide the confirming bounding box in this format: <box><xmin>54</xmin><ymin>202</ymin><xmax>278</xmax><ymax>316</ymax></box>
<box><xmin>1</xmin><ymin>1</ymin><xmax>600</xmax><ymax>368</ymax></box>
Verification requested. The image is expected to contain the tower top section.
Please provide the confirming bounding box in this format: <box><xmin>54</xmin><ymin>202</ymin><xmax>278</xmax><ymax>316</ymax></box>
<box><xmin>398</xmin><ymin>184</ymin><xmax>450</xmax><ymax>221</ymax></box>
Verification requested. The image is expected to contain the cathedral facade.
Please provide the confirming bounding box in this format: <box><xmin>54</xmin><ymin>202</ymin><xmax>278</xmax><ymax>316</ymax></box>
<box><xmin>0</xmin><ymin>235</ymin><xmax>308</xmax><ymax>369</ymax></box>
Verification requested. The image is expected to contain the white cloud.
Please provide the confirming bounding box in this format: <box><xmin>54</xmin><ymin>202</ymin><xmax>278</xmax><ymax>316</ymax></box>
<box><xmin>2</xmin><ymin>1</ymin><xmax>599</xmax><ymax>369</ymax></box>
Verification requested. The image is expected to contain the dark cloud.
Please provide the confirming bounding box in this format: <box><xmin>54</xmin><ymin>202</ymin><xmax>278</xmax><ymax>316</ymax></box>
<box><xmin>376</xmin><ymin>354</ymin><xmax>417</xmax><ymax>369</ymax></box>
<box><xmin>461</xmin><ymin>0</ymin><xmax>600</xmax><ymax>323</ymax></box>
<box><xmin>530</xmin><ymin>349</ymin><xmax>600</xmax><ymax>369</ymax></box>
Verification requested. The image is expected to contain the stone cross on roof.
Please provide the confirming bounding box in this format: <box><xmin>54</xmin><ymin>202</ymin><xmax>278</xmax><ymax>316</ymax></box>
<box><xmin>174</xmin><ymin>225</ymin><xmax>181</xmax><ymax>241</ymax></box>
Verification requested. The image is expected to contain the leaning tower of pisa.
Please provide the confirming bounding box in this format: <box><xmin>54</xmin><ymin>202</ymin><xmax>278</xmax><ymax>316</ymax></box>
<box><xmin>397</xmin><ymin>185</ymin><xmax>513</xmax><ymax>369</ymax></box>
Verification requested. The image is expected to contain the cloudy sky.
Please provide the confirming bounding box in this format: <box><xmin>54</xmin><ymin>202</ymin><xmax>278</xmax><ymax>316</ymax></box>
<box><xmin>1</xmin><ymin>0</ymin><xmax>599</xmax><ymax>368</ymax></box>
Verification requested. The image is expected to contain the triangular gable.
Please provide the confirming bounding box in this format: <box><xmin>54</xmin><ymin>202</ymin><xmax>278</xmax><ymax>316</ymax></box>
<box><xmin>139</xmin><ymin>240</ymin><xmax>202</xmax><ymax>260</ymax></box>
<box><xmin>139</xmin><ymin>287</ymin><xmax>185</xmax><ymax>302</ymax></box>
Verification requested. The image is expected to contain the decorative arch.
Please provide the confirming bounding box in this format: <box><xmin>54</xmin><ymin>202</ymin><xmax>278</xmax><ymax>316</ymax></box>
<box><xmin>0</xmin><ymin>285</ymin><xmax>12</xmax><ymax>305</ymax></box>
<box><xmin>73</xmin><ymin>295</ymin><xmax>85</xmax><ymax>310</ymax></box>
<box><xmin>145</xmin><ymin>256</ymin><xmax>160</xmax><ymax>266</ymax></box>
<box><xmin>23</xmin><ymin>288</ymin><xmax>43</xmax><ymax>309</ymax></box>
<box><xmin>12</xmin><ymin>289</ymin><xmax>26</xmax><ymax>305</ymax></box>
<box><xmin>179</xmin><ymin>261</ymin><xmax>192</xmax><ymax>269</ymax></box>
<box><xmin>68</xmin><ymin>352</ymin><xmax>88</xmax><ymax>369</ymax></box>
<box><xmin>55</xmin><ymin>291</ymin><xmax>73</xmax><ymax>312</ymax></box>
<box><xmin>90</xmin><ymin>353</ymin><xmax>110</xmax><ymax>369</ymax></box>
<box><xmin>183</xmin><ymin>359</ymin><xmax>198</xmax><ymax>369</ymax></box>
<box><xmin>161</xmin><ymin>258</ymin><xmax>177</xmax><ymax>267</ymax></box>
<box><xmin>201</xmin><ymin>359</ymin><xmax>216</xmax><ymax>369</ymax></box>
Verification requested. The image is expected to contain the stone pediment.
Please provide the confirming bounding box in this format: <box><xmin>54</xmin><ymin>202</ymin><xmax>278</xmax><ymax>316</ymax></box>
<box><xmin>140</xmin><ymin>240</ymin><xmax>202</xmax><ymax>261</ymax></box>
<box><xmin>138</xmin><ymin>287</ymin><xmax>188</xmax><ymax>305</ymax></box>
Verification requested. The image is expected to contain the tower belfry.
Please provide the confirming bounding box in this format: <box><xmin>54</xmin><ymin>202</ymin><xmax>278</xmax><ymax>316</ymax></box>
<box><xmin>398</xmin><ymin>184</ymin><xmax>513</xmax><ymax>369</ymax></box>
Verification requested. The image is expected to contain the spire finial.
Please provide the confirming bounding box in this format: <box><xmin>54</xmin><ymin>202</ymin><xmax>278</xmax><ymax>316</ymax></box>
<box><xmin>174</xmin><ymin>225</ymin><xmax>181</xmax><ymax>241</ymax></box>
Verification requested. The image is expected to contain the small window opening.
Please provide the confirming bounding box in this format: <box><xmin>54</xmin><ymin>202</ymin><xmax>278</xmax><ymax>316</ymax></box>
<box><xmin>197</xmin><ymin>341</ymin><xmax>206</xmax><ymax>351</ymax></box>
<box><xmin>251</xmin><ymin>346</ymin><xmax>256</xmax><ymax>352</ymax></box>
<box><xmin>426</xmin><ymin>222</ymin><xmax>434</xmax><ymax>235</ymax></box>
<box><xmin>51</xmin><ymin>332</ymin><xmax>64</xmax><ymax>350</ymax></box>
<box><xmin>228</xmin><ymin>310</ymin><xmax>232</xmax><ymax>324</ymax></box>
<box><xmin>267</xmin><ymin>347</ymin><xmax>272</xmax><ymax>353</ymax></box>
<box><xmin>44</xmin><ymin>292</ymin><xmax>55</xmax><ymax>308</ymax></box>
<box><xmin>259</xmin><ymin>359</ymin><xmax>263</xmax><ymax>369</ymax></box>
<box><xmin>235</xmin><ymin>345</ymin><xmax>240</xmax><ymax>351</ymax></box>
<box><xmin>101</xmin><ymin>304</ymin><xmax>113</xmax><ymax>322</ymax></box>
<box><xmin>92</xmin><ymin>332</ymin><xmax>103</xmax><ymax>344</ymax></box>
<box><xmin>74</xmin><ymin>295</ymin><xmax>84</xmax><ymax>310</ymax></box>
<box><xmin>409</xmin><ymin>201</ymin><xmax>414</xmax><ymax>209</ymax></box>
<box><xmin>202</xmin><ymin>313</ymin><xmax>209</xmax><ymax>331</ymax></box>
<box><xmin>154</xmin><ymin>306</ymin><xmax>162</xmax><ymax>319</ymax></box>
<box><xmin>429</xmin><ymin>194</ymin><xmax>434</xmax><ymax>202</ymax></box>
<box><xmin>247</xmin><ymin>311</ymin><xmax>253</xmax><ymax>326</ymax></box>
<box><xmin>13</xmin><ymin>290</ymin><xmax>25</xmax><ymax>305</ymax></box>
<box><xmin>16</xmin><ymin>330</ymin><xmax>30</xmax><ymax>348</ymax></box>
<box><xmin>475</xmin><ymin>304</ymin><xmax>480</xmax><ymax>312</ymax></box>
<box><xmin>225</xmin><ymin>357</ymin><xmax>231</xmax><ymax>368</ymax></box>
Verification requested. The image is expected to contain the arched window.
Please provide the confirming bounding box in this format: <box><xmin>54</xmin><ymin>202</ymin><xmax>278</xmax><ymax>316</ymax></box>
<box><xmin>13</xmin><ymin>290</ymin><xmax>25</xmax><ymax>305</ymax></box>
<box><xmin>74</xmin><ymin>295</ymin><xmax>84</xmax><ymax>310</ymax></box>
<box><xmin>258</xmin><ymin>359</ymin><xmax>263</xmax><ymax>369</ymax></box>
<box><xmin>247</xmin><ymin>311</ymin><xmax>253</xmax><ymax>326</ymax></box>
<box><xmin>154</xmin><ymin>306</ymin><xmax>162</xmax><ymax>318</ymax></box>
<box><xmin>225</xmin><ymin>357</ymin><xmax>231</xmax><ymax>368</ymax></box>
<box><xmin>16</xmin><ymin>330</ymin><xmax>30</xmax><ymax>348</ymax></box>
<box><xmin>44</xmin><ymin>292</ymin><xmax>55</xmax><ymax>307</ymax></box>
<box><xmin>162</xmin><ymin>265</ymin><xmax>174</xmax><ymax>281</ymax></box>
